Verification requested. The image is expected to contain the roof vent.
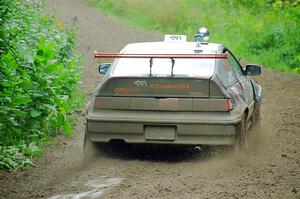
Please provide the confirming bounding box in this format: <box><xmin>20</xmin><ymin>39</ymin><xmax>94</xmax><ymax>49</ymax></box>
<box><xmin>194</xmin><ymin>27</ymin><xmax>209</xmax><ymax>43</ymax></box>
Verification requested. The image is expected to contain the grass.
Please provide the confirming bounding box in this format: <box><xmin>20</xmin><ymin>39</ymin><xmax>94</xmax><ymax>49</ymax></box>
<box><xmin>87</xmin><ymin>0</ymin><xmax>300</xmax><ymax>74</ymax></box>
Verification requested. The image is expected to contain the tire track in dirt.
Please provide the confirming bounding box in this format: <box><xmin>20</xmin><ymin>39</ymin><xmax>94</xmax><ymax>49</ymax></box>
<box><xmin>0</xmin><ymin>0</ymin><xmax>299</xmax><ymax>198</ymax></box>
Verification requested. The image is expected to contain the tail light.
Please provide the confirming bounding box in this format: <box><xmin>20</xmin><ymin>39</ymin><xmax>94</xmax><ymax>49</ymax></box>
<box><xmin>225</xmin><ymin>99</ymin><xmax>233</xmax><ymax>111</ymax></box>
<box><xmin>93</xmin><ymin>98</ymin><xmax>101</xmax><ymax>109</ymax></box>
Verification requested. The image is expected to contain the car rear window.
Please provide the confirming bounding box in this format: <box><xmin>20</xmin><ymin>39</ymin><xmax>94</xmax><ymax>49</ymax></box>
<box><xmin>112</xmin><ymin>58</ymin><xmax>215</xmax><ymax>77</ymax></box>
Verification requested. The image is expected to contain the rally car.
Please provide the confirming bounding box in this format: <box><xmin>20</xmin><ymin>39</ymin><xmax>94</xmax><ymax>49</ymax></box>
<box><xmin>85</xmin><ymin>28</ymin><xmax>262</xmax><ymax>149</ymax></box>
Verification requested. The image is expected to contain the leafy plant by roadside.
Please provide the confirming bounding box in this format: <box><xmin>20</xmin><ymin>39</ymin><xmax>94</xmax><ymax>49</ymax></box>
<box><xmin>0</xmin><ymin>1</ymin><xmax>83</xmax><ymax>171</ymax></box>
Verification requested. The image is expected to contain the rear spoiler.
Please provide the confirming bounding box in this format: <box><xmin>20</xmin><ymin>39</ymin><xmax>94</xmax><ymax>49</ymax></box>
<box><xmin>93</xmin><ymin>51</ymin><xmax>227</xmax><ymax>59</ymax></box>
<box><xmin>93</xmin><ymin>51</ymin><xmax>227</xmax><ymax>76</ymax></box>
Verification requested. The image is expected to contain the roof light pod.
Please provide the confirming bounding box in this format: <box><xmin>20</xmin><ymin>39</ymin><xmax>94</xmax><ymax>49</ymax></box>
<box><xmin>194</xmin><ymin>27</ymin><xmax>210</xmax><ymax>43</ymax></box>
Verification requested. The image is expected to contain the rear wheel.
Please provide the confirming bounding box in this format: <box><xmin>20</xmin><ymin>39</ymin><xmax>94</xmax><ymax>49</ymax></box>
<box><xmin>236</xmin><ymin>114</ymin><xmax>248</xmax><ymax>149</ymax></box>
<box><xmin>83</xmin><ymin>127</ymin><xmax>98</xmax><ymax>160</ymax></box>
<box><xmin>253</xmin><ymin>105</ymin><xmax>261</xmax><ymax>130</ymax></box>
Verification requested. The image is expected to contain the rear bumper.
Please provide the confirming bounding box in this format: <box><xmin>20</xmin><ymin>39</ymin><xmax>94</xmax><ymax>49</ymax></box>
<box><xmin>86</xmin><ymin>109</ymin><xmax>242</xmax><ymax>145</ymax></box>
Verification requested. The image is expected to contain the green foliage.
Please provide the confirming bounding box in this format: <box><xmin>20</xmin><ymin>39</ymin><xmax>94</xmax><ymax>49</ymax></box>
<box><xmin>0</xmin><ymin>143</ymin><xmax>43</xmax><ymax>171</ymax></box>
<box><xmin>88</xmin><ymin>0</ymin><xmax>300</xmax><ymax>73</ymax></box>
<box><xmin>0</xmin><ymin>145</ymin><xmax>35</xmax><ymax>171</ymax></box>
<box><xmin>0</xmin><ymin>1</ymin><xmax>83</xmax><ymax>171</ymax></box>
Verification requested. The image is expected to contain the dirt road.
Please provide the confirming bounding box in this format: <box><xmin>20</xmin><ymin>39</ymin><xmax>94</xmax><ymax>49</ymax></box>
<box><xmin>0</xmin><ymin>0</ymin><xmax>299</xmax><ymax>198</ymax></box>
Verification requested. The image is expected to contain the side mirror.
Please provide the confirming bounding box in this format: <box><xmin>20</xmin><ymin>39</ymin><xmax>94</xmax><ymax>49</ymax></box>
<box><xmin>245</xmin><ymin>64</ymin><xmax>261</xmax><ymax>76</ymax></box>
<box><xmin>98</xmin><ymin>63</ymin><xmax>111</xmax><ymax>74</ymax></box>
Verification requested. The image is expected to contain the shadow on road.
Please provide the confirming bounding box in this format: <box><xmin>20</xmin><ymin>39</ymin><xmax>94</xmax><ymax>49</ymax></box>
<box><xmin>93</xmin><ymin>142</ymin><xmax>232</xmax><ymax>163</ymax></box>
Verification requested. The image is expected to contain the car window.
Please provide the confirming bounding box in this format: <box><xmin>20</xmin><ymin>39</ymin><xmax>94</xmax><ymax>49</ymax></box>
<box><xmin>216</xmin><ymin>59</ymin><xmax>237</xmax><ymax>87</ymax></box>
<box><xmin>113</xmin><ymin>58</ymin><xmax>215</xmax><ymax>77</ymax></box>
<box><xmin>227</xmin><ymin>52</ymin><xmax>243</xmax><ymax>79</ymax></box>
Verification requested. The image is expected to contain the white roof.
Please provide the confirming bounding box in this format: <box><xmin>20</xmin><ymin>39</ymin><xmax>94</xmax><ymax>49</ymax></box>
<box><xmin>111</xmin><ymin>42</ymin><xmax>224</xmax><ymax>78</ymax></box>
<box><xmin>121</xmin><ymin>42</ymin><xmax>223</xmax><ymax>54</ymax></box>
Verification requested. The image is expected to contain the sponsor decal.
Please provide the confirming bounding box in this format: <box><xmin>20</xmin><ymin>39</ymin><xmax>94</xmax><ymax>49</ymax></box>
<box><xmin>133</xmin><ymin>80</ymin><xmax>148</xmax><ymax>88</ymax></box>
<box><xmin>114</xmin><ymin>87</ymin><xmax>140</xmax><ymax>94</ymax></box>
<box><xmin>164</xmin><ymin>34</ymin><xmax>187</xmax><ymax>42</ymax></box>
<box><xmin>115</xmin><ymin>81</ymin><xmax>192</xmax><ymax>94</ymax></box>
<box><xmin>149</xmin><ymin>83</ymin><xmax>190</xmax><ymax>90</ymax></box>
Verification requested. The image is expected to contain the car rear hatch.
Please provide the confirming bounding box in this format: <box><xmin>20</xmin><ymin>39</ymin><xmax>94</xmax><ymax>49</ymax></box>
<box><xmin>93</xmin><ymin>76</ymin><xmax>232</xmax><ymax>112</ymax></box>
<box><xmin>92</xmin><ymin>53</ymin><xmax>231</xmax><ymax>112</ymax></box>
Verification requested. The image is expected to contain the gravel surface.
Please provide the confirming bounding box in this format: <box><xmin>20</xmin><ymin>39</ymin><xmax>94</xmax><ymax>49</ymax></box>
<box><xmin>0</xmin><ymin>0</ymin><xmax>299</xmax><ymax>198</ymax></box>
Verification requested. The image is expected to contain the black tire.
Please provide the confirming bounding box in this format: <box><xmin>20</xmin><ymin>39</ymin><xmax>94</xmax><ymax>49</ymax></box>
<box><xmin>236</xmin><ymin>114</ymin><xmax>248</xmax><ymax>150</ymax></box>
<box><xmin>252</xmin><ymin>105</ymin><xmax>261</xmax><ymax>133</ymax></box>
<box><xmin>253</xmin><ymin>104</ymin><xmax>261</xmax><ymax>124</ymax></box>
<box><xmin>83</xmin><ymin>127</ymin><xmax>98</xmax><ymax>160</ymax></box>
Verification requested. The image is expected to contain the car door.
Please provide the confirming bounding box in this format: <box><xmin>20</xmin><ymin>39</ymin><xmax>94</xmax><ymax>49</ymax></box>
<box><xmin>225</xmin><ymin>50</ymin><xmax>255</xmax><ymax>114</ymax></box>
